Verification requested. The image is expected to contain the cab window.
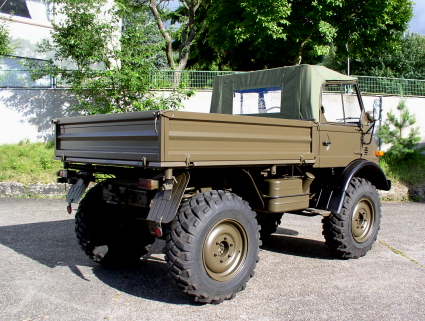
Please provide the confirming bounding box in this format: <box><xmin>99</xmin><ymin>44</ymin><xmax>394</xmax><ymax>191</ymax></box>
<box><xmin>322</xmin><ymin>84</ymin><xmax>362</xmax><ymax>124</ymax></box>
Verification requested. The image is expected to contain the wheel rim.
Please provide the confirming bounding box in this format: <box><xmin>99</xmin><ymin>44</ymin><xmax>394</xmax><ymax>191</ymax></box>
<box><xmin>203</xmin><ymin>218</ymin><xmax>248</xmax><ymax>282</ymax></box>
<box><xmin>351</xmin><ymin>197</ymin><xmax>375</xmax><ymax>243</ymax></box>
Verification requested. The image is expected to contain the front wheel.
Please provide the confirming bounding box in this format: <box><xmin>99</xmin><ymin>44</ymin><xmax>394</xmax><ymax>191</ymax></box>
<box><xmin>164</xmin><ymin>190</ymin><xmax>261</xmax><ymax>304</ymax></box>
<box><xmin>322</xmin><ymin>177</ymin><xmax>381</xmax><ymax>259</ymax></box>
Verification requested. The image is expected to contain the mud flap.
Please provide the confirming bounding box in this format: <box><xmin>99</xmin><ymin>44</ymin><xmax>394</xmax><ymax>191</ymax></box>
<box><xmin>146</xmin><ymin>172</ymin><xmax>190</xmax><ymax>234</ymax></box>
<box><xmin>66</xmin><ymin>178</ymin><xmax>90</xmax><ymax>204</ymax></box>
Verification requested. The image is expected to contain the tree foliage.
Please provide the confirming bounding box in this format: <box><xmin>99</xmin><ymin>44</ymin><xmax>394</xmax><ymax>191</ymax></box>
<box><xmin>378</xmin><ymin>99</ymin><xmax>422</xmax><ymax>160</ymax></box>
<box><xmin>0</xmin><ymin>18</ymin><xmax>14</xmax><ymax>56</ymax></box>
<box><xmin>30</xmin><ymin>0</ymin><xmax>192</xmax><ymax>115</ymax></box>
<box><xmin>325</xmin><ymin>32</ymin><xmax>425</xmax><ymax>79</ymax></box>
<box><xmin>188</xmin><ymin>0</ymin><xmax>413</xmax><ymax>70</ymax></box>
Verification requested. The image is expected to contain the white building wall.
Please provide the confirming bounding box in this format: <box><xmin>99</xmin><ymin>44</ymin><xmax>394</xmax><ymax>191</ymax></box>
<box><xmin>6</xmin><ymin>16</ymin><xmax>54</xmax><ymax>60</ymax></box>
<box><xmin>1</xmin><ymin>88</ymin><xmax>424</xmax><ymax>148</ymax></box>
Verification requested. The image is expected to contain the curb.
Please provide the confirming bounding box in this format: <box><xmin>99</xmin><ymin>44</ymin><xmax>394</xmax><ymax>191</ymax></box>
<box><xmin>0</xmin><ymin>182</ymin><xmax>423</xmax><ymax>201</ymax></box>
<box><xmin>0</xmin><ymin>182</ymin><xmax>68</xmax><ymax>198</ymax></box>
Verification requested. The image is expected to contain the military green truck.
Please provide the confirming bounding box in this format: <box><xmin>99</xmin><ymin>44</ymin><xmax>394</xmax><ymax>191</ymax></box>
<box><xmin>53</xmin><ymin>64</ymin><xmax>391</xmax><ymax>304</ymax></box>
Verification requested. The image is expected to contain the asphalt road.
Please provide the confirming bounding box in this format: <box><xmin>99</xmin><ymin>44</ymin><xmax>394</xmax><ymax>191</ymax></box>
<box><xmin>0</xmin><ymin>198</ymin><xmax>424</xmax><ymax>321</ymax></box>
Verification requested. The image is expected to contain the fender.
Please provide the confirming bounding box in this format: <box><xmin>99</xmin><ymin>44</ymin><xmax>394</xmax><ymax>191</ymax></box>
<box><xmin>316</xmin><ymin>159</ymin><xmax>391</xmax><ymax>214</ymax></box>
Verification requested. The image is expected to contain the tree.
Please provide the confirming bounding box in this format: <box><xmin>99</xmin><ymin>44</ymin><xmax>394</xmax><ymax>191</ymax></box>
<box><xmin>188</xmin><ymin>0</ymin><xmax>413</xmax><ymax>71</ymax></box>
<box><xmin>30</xmin><ymin>0</ymin><xmax>192</xmax><ymax>115</ymax></box>
<box><xmin>324</xmin><ymin>33</ymin><xmax>425</xmax><ymax>80</ymax></box>
<box><xmin>378</xmin><ymin>98</ymin><xmax>421</xmax><ymax>160</ymax></box>
<box><xmin>147</xmin><ymin>0</ymin><xmax>200</xmax><ymax>71</ymax></box>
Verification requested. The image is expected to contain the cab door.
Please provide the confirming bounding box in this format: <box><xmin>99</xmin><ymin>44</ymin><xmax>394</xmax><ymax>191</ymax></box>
<box><xmin>318</xmin><ymin>83</ymin><xmax>364</xmax><ymax>167</ymax></box>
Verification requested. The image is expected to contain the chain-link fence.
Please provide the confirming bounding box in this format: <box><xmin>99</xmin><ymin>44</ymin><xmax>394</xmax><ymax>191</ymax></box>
<box><xmin>356</xmin><ymin>75</ymin><xmax>425</xmax><ymax>97</ymax></box>
<box><xmin>1</xmin><ymin>69</ymin><xmax>425</xmax><ymax>97</ymax></box>
<box><xmin>150</xmin><ymin>70</ymin><xmax>237</xmax><ymax>89</ymax></box>
<box><xmin>0</xmin><ymin>70</ymin><xmax>53</xmax><ymax>88</ymax></box>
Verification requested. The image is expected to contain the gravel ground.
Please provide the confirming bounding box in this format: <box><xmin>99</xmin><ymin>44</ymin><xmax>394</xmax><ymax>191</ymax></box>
<box><xmin>0</xmin><ymin>198</ymin><xmax>424</xmax><ymax>321</ymax></box>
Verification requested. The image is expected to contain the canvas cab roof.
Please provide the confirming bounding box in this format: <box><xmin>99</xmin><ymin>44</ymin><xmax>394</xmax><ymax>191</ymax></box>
<box><xmin>210</xmin><ymin>64</ymin><xmax>357</xmax><ymax>121</ymax></box>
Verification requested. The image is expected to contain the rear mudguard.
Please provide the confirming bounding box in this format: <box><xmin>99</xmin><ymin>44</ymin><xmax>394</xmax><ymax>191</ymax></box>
<box><xmin>315</xmin><ymin>159</ymin><xmax>391</xmax><ymax>214</ymax></box>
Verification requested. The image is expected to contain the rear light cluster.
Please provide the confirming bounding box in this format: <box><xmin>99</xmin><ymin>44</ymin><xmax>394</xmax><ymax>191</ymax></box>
<box><xmin>138</xmin><ymin>178</ymin><xmax>159</xmax><ymax>190</ymax></box>
<box><xmin>57</xmin><ymin>170</ymin><xmax>77</xmax><ymax>184</ymax></box>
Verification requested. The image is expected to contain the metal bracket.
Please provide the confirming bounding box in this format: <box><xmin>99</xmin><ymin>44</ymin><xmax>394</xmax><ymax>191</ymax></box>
<box><xmin>185</xmin><ymin>154</ymin><xmax>191</xmax><ymax>167</ymax></box>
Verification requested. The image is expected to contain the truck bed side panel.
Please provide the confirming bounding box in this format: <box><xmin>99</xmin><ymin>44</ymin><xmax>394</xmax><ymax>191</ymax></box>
<box><xmin>164</xmin><ymin>112</ymin><xmax>314</xmax><ymax>164</ymax></box>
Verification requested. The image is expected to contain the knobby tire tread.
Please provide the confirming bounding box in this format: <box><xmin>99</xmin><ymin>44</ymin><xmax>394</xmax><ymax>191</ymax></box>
<box><xmin>322</xmin><ymin>177</ymin><xmax>381</xmax><ymax>259</ymax></box>
<box><xmin>164</xmin><ymin>190</ymin><xmax>261</xmax><ymax>304</ymax></box>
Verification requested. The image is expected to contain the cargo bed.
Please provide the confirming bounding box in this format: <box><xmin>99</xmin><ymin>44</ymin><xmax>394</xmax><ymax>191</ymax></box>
<box><xmin>54</xmin><ymin>110</ymin><xmax>316</xmax><ymax>168</ymax></box>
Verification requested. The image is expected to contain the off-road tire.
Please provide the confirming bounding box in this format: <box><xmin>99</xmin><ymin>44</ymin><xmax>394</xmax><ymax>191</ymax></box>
<box><xmin>258</xmin><ymin>213</ymin><xmax>283</xmax><ymax>241</ymax></box>
<box><xmin>164</xmin><ymin>190</ymin><xmax>261</xmax><ymax>304</ymax></box>
<box><xmin>322</xmin><ymin>177</ymin><xmax>381</xmax><ymax>259</ymax></box>
<box><xmin>75</xmin><ymin>181</ymin><xmax>155</xmax><ymax>266</ymax></box>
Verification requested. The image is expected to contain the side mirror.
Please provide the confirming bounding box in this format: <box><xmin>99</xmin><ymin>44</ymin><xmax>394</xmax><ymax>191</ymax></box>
<box><xmin>366</xmin><ymin>111</ymin><xmax>376</xmax><ymax>123</ymax></box>
<box><xmin>372</xmin><ymin>98</ymin><xmax>382</xmax><ymax>121</ymax></box>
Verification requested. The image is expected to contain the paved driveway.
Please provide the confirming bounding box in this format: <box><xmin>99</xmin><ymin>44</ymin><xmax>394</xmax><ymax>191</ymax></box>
<box><xmin>0</xmin><ymin>198</ymin><xmax>424</xmax><ymax>321</ymax></box>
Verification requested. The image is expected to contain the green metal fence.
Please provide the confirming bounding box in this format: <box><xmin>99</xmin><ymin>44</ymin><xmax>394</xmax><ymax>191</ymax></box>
<box><xmin>150</xmin><ymin>70</ymin><xmax>237</xmax><ymax>89</ymax></box>
<box><xmin>355</xmin><ymin>75</ymin><xmax>425</xmax><ymax>97</ymax></box>
<box><xmin>1</xmin><ymin>69</ymin><xmax>425</xmax><ymax>97</ymax></box>
<box><xmin>0</xmin><ymin>70</ymin><xmax>53</xmax><ymax>88</ymax></box>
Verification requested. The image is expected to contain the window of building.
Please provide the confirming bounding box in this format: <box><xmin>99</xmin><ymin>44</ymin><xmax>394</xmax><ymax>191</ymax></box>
<box><xmin>0</xmin><ymin>0</ymin><xmax>50</xmax><ymax>23</ymax></box>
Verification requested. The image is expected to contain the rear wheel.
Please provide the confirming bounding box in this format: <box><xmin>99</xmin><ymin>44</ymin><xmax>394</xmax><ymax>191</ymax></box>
<box><xmin>258</xmin><ymin>213</ymin><xmax>283</xmax><ymax>242</ymax></box>
<box><xmin>164</xmin><ymin>190</ymin><xmax>261</xmax><ymax>304</ymax></box>
<box><xmin>75</xmin><ymin>181</ymin><xmax>155</xmax><ymax>266</ymax></box>
<box><xmin>322</xmin><ymin>177</ymin><xmax>381</xmax><ymax>259</ymax></box>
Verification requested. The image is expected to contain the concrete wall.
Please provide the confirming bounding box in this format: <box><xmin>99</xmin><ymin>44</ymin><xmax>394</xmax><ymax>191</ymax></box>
<box><xmin>0</xmin><ymin>88</ymin><xmax>424</xmax><ymax>147</ymax></box>
<box><xmin>0</xmin><ymin>89</ymin><xmax>80</xmax><ymax>143</ymax></box>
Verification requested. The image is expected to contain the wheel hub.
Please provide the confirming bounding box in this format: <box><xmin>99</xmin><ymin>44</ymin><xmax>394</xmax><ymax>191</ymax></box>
<box><xmin>351</xmin><ymin>198</ymin><xmax>375</xmax><ymax>243</ymax></box>
<box><xmin>203</xmin><ymin>219</ymin><xmax>248</xmax><ymax>282</ymax></box>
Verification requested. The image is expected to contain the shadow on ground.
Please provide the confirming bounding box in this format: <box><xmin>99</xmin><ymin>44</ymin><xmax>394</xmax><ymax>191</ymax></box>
<box><xmin>0</xmin><ymin>219</ymin><xmax>333</xmax><ymax>305</ymax></box>
<box><xmin>262</xmin><ymin>226</ymin><xmax>334</xmax><ymax>260</ymax></box>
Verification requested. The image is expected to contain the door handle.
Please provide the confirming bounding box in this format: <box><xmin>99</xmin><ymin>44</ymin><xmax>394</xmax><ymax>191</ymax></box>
<box><xmin>322</xmin><ymin>141</ymin><xmax>332</xmax><ymax>146</ymax></box>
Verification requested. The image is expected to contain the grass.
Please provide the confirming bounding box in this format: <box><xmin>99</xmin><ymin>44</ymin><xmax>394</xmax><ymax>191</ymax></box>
<box><xmin>0</xmin><ymin>141</ymin><xmax>62</xmax><ymax>184</ymax></box>
<box><xmin>379</xmin><ymin>154</ymin><xmax>425</xmax><ymax>187</ymax></box>
<box><xmin>0</xmin><ymin>142</ymin><xmax>424</xmax><ymax>190</ymax></box>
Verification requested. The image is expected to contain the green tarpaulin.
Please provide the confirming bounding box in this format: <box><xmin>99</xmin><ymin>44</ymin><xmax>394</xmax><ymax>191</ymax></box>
<box><xmin>210</xmin><ymin>64</ymin><xmax>357</xmax><ymax>121</ymax></box>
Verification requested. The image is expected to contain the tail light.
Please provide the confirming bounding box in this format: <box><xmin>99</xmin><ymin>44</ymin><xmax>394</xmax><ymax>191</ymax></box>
<box><xmin>138</xmin><ymin>178</ymin><xmax>159</xmax><ymax>190</ymax></box>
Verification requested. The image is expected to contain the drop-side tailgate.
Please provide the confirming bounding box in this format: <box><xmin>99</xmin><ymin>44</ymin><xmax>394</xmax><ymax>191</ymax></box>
<box><xmin>54</xmin><ymin>111</ymin><xmax>160</xmax><ymax>166</ymax></box>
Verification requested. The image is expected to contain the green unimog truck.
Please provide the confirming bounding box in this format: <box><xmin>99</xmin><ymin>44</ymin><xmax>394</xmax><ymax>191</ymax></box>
<box><xmin>53</xmin><ymin>64</ymin><xmax>391</xmax><ymax>304</ymax></box>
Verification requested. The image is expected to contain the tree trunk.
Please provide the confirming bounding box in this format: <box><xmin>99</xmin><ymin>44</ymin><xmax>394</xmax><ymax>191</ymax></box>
<box><xmin>292</xmin><ymin>32</ymin><xmax>314</xmax><ymax>65</ymax></box>
<box><xmin>149</xmin><ymin>0</ymin><xmax>175</xmax><ymax>70</ymax></box>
